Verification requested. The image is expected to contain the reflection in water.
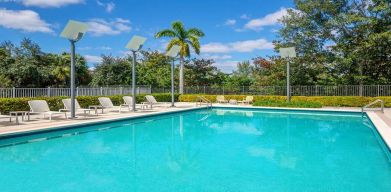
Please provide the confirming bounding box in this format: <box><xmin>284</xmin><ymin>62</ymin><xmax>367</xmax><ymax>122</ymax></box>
<box><xmin>167</xmin><ymin>115</ymin><xmax>200</xmax><ymax>173</ymax></box>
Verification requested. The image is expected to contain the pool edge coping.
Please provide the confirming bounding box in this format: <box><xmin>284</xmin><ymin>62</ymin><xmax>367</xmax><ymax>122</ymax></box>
<box><xmin>366</xmin><ymin>112</ymin><xmax>391</xmax><ymax>150</ymax></box>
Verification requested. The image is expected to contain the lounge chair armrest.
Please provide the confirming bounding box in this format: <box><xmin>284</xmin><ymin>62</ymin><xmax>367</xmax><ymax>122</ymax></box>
<box><xmin>59</xmin><ymin>109</ymin><xmax>70</xmax><ymax>112</ymax></box>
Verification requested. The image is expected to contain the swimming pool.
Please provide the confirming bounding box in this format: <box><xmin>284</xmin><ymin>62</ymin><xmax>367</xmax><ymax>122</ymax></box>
<box><xmin>0</xmin><ymin>107</ymin><xmax>390</xmax><ymax>191</ymax></box>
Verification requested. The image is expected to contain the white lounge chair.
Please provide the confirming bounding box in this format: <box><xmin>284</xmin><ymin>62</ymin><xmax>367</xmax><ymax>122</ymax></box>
<box><xmin>144</xmin><ymin>95</ymin><xmax>169</xmax><ymax>108</ymax></box>
<box><xmin>238</xmin><ymin>96</ymin><xmax>254</xmax><ymax>105</ymax></box>
<box><xmin>28</xmin><ymin>100</ymin><xmax>67</xmax><ymax>120</ymax></box>
<box><xmin>61</xmin><ymin>99</ymin><xmax>93</xmax><ymax>118</ymax></box>
<box><xmin>98</xmin><ymin>97</ymin><xmax>130</xmax><ymax>113</ymax></box>
<box><xmin>123</xmin><ymin>96</ymin><xmax>147</xmax><ymax>110</ymax></box>
<box><xmin>216</xmin><ymin>95</ymin><xmax>228</xmax><ymax>103</ymax></box>
<box><xmin>0</xmin><ymin>112</ymin><xmax>13</xmax><ymax>123</ymax></box>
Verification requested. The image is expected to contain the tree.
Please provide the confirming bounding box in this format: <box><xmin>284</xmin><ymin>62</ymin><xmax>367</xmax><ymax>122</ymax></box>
<box><xmin>89</xmin><ymin>55</ymin><xmax>131</xmax><ymax>86</ymax></box>
<box><xmin>226</xmin><ymin>61</ymin><xmax>254</xmax><ymax>87</ymax></box>
<box><xmin>155</xmin><ymin>21</ymin><xmax>205</xmax><ymax>93</ymax></box>
<box><xmin>48</xmin><ymin>53</ymin><xmax>91</xmax><ymax>87</ymax></box>
<box><xmin>0</xmin><ymin>39</ymin><xmax>91</xmax><ymax>87</ymax></box>
<box><xmin>185</xmin><ymin>58</ymin><xmax>220</xmax><ymax>86</ymax></box>
<box><xmin>276</xmin><ymin>0</ymin><xmax>391</xmax><ymax>86</ymax></box>
<box><xmin>137</xmin><ymin>51</ymin><xmax>172</xmax><ymax>87</ymax></box>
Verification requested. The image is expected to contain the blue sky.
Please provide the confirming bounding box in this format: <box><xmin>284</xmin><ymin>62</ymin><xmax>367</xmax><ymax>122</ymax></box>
<box><xmin>0</xmin><ymin>0</ymin><xmax>293</xmax><ymax>72</ymax></box>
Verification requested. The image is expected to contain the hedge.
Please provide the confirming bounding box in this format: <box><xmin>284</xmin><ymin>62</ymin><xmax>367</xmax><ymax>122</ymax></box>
<box><xmin>178</xmin><ymin>94</ymin><xmax>390</xmax><ymax>108</ymax></box>
<box><xmin>0</xmin><ymin>93</ymin><xmax>179</xmax><ymax>114</ymax></box>
<box><xmin>253</xmin><ymin>100</ymin><xmax>322</xmax><ymax>108</ymax></box>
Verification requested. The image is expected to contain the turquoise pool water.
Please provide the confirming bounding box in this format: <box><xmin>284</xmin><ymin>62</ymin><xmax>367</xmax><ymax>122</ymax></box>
<box><xmin>0</xmin><ymin>108</ymin><xmax>390</xmax><ymax>192</ymax></box>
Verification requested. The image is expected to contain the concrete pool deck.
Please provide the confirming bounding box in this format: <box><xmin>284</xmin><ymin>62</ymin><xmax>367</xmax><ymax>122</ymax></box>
<box><xmin>0</xmin><ymin>102</ymin><xmax>390</xmax><ymax>150</ymax></box>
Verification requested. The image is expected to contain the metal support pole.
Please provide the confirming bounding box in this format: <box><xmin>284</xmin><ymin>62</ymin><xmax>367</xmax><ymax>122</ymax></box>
<box><xmin>287</xmin><ymin>59</ymin><xmax>291</xmax><ymax>102</ymax></box>
<box><xmin>70</xmin><ymin>40</ymin><xmax>76</xmax><ymax>118</ymax></box>
<box><xmin>132</xmin><ymin>51</ymin><xmax>137</xmax><ymax>112</ymax></box>
<box><xmin>171</xmin><ymin>58</ymin><xmax>175</xmax><ymax>107</ymax></box>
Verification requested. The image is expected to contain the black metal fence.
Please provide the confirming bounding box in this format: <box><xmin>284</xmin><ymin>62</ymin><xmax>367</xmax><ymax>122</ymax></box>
<box><xmin>0</xmin><ymin>86</ymin><xmax>152</xmax><ymax>98</ymax></box>
<box><xmin>152</xmin><ymin>85</ymin><xmax>391</xmax><ymax>97</ymax></box>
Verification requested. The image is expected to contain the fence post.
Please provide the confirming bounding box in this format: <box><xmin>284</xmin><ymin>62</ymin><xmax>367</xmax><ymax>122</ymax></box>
<box><xmin>47</xmin><ymin>87</ymin><xmax>51</xmax><ymax>97</ymax></box>
<box><xmin>222</xmin><ymin>85</ymin><xmax>225</xmax><ymax>95</ymax></box>
<box><xmin>119</xmin><ymin>86</ymin><xmax>123</xmax><ymax>95</ymax></box>
<box><xmin>203</xmin><ymin>85</ymin><xmax>206</xmax><ymax>94</ymax></box>
<box><xmin>76</xmin><ymin>87</ymin><xmax>79</xmax><ymax>96</ymax></box>
<box><xmin>377</xmin><ymin>85</ymin><xmax>380</xmax><ymax>96</ymax></box>
<box><xmin>100</xmin><ymin>87</ymin><xmax>103</xmax><ymax>95</ymax></box>
<box><xmin>345</xmin><ymin>85</ymin><xmax>348</xmax><ymax>96</ymax></box>
<box><xmin>137</xmin><ymin>87</ymin><xmax>140</xmax><ymax>94</ymax></box>
<box><xmin>12</xmin><ymin>87</ymin><xmax>15</xmax><ymax>98</ymax></box>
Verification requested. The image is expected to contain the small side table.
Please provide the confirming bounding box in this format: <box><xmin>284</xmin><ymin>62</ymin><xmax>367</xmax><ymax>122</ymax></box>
<box><xmin>229</xmin><ymin>99</ymin><xmax>238</xmax><ymax>105</ymax></box>
<box><xmin>9</xmin><ymin>111</ymin><xmax>30</xmax><ymax>124</ymax></box>
<box><xmin>89</xmin><ymin>105</ymin><xmax>104</xmax><ymax>115</ymax></box>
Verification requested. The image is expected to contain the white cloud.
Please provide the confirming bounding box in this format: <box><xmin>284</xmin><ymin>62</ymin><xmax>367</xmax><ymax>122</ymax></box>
<box><xmin>98</xmin><ymin>46</ymin><xmax>112</xmax><ymax>50</ymax></box>
<box><xmin>244</xmin><ymin>8</ymin><xmax>288</xmax><ymax>31</ymax></box>
<box><xmin>202</xmin><ymin>43</ymin><xmax>231</xmax><ymax>53</ymax></box>
<box><xmin>105</xmin><ymin>2</ymin><xmax>115</xmax><ymax>12</ymax></box>
<box><xmin>97</xmin><ymin>1</ymin><xmax>115</xmax><ymax>13</ymax></box>
<box><xmin>202</xmin><ymin>38</ymin><xmax>274</xmax><ymax>53</ymax></box>
<box><xmin>21</xmin><ymin>0</ymin><xmax>83</xmax><ymax>8</ymax></box>
<box><xmin>224</xmin><ymin>19</ymin><xmax>236</xmax><ymax>26</ymax></box>
<box><xmin>0</xmin><ymin>8</ymin><xmax>53</xmax><ymax>33</ymax></box>
<box><xmin>214</xmin><ymin>60</ymin><xmax>239</xmax><ymax>73</ymax></box>
<box><xmin>84</xmin><ymin>55</ymin><xmax>102</xmax><ymax>63</ymax></box>
<box><xmin>79</xmin><ymin>46</ymin><xmax>112</xmax><ymax>51</ymax></box>
<box><xmin>87</xmin><ymin>18</ymin><xmax>131</xmax><ymax>36</ymax></box>
<box><xmin>203</xmin><ymin>54</ymin><xmax>232</xmax><ymax>60</ymax></box>
<box><xmin>240</xmin><ymin>14</ymin><xmax>250</xmax><ymax>20</ymax></box>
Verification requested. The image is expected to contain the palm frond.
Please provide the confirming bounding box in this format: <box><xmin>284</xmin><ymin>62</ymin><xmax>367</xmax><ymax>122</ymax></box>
<box><xmin>172</xmin><ymin>21</ymin><xmax>186</xmax><ymax>39</ymax></box>
<box><xmin>188</xmin><ymin>28</ymin><xmax>205</xmax><ymax>37</ymax></box>
<box><xmin>155</xmin><ymin>29</ymin><xmax>177</xmax><ymax>38</ymax></box>
<box><xmin>166</xmin><ymin>38</ymin><xmax>181</xmax><ymax>52</ymax></box>
<box><xmin>187</xmin><ymin>36</ymin><xmax>201</xmax><ymax>54</ymax></box>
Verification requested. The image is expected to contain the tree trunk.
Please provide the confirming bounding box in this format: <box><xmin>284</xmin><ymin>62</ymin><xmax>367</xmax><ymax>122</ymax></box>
<box><xmin>179</xmin><ymin>56</ymin><xmax>184</xmax><ymax>94</ymax></box>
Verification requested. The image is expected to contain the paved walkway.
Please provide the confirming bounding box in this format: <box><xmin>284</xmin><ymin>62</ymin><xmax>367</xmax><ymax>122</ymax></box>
<box><xmin>0</xmin><ymin>102</ymin><xmax>201</xmax><ymax>137</ymax></box>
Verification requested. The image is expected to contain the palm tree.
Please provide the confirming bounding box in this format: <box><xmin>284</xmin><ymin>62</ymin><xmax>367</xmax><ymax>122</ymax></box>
<box><xmin>155</xmin><ymin>21</ymin><xmax>205</xmax><ymax>94</ymax></box>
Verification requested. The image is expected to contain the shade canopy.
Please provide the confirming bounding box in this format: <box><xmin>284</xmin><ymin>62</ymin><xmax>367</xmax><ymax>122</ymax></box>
<box><xmin>126</xmin><ymin>36</ymin><xmax>147</xmax><ymax>51</ymax></box>
<box><xmin>60</xmin><ymin>20</ymin><xmax>88</xmax><ymax>41</ymax></box>
<box><xmin>166</xmin><ymin>45</ymin><xmax>181</xmax><ymax>57</ymax></box>
<box><xmin>279</xmin><ymin>47</ymin><xmax>296</xmax><ymax>58</ymax></box>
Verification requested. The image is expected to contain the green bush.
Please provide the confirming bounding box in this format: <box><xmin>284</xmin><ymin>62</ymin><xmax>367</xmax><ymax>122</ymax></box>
<box><xmin>0</xmin><ymin>93</ymin><xmax>178</xmax><ymax>114</ymax></box>
<box><xmin>178</xmin><ymin>94</ymin><xmax>391</xmax><ymax>108</ymax></box>
<box><xmin>253</xmin><ymin>100</ymin><xmax>322</xmax><ymax>108</ymax></box>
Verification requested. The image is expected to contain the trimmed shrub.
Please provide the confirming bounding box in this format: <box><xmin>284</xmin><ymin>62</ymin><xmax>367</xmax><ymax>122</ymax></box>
<box><xmin>253</xmin><ymin>100</ymin><xmax>322</xmax><ymax>108</ymax></box>
<box><xmin>0</xmin><ymin>93</ymin><xmax>178</xmax><ymax>114</ymax></box>
<box><xmin>178</xmin><ymin>94</ymin><xmax>390</xmax><ymax>107</ymax></box>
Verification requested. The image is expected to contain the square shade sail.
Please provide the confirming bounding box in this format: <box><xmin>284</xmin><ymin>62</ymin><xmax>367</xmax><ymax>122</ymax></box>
<box><xmin>279</xmin><ymin>47</ymin><xmax>296</xmax><ymax>58</ymax></box>
<box><xmin>126</xmin><ymin>36</ymin><xmax>147</xmax><ymax>51</ymax></box>
<box><xmin>166</xmin><ymin>45</ymin><xmax>181</xmax><ymax>57</ymax></box>
<box><xmin>60</xmin><ymin>20</ymin><xmax>88</xmax><ymax>41</ymax></box>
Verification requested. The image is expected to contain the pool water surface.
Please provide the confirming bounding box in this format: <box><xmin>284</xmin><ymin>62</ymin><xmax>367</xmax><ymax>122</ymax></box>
<box><xmin>0</xmin><ymin>108</ymin><xmax>390</xmax><ymax>192</ymax></box>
